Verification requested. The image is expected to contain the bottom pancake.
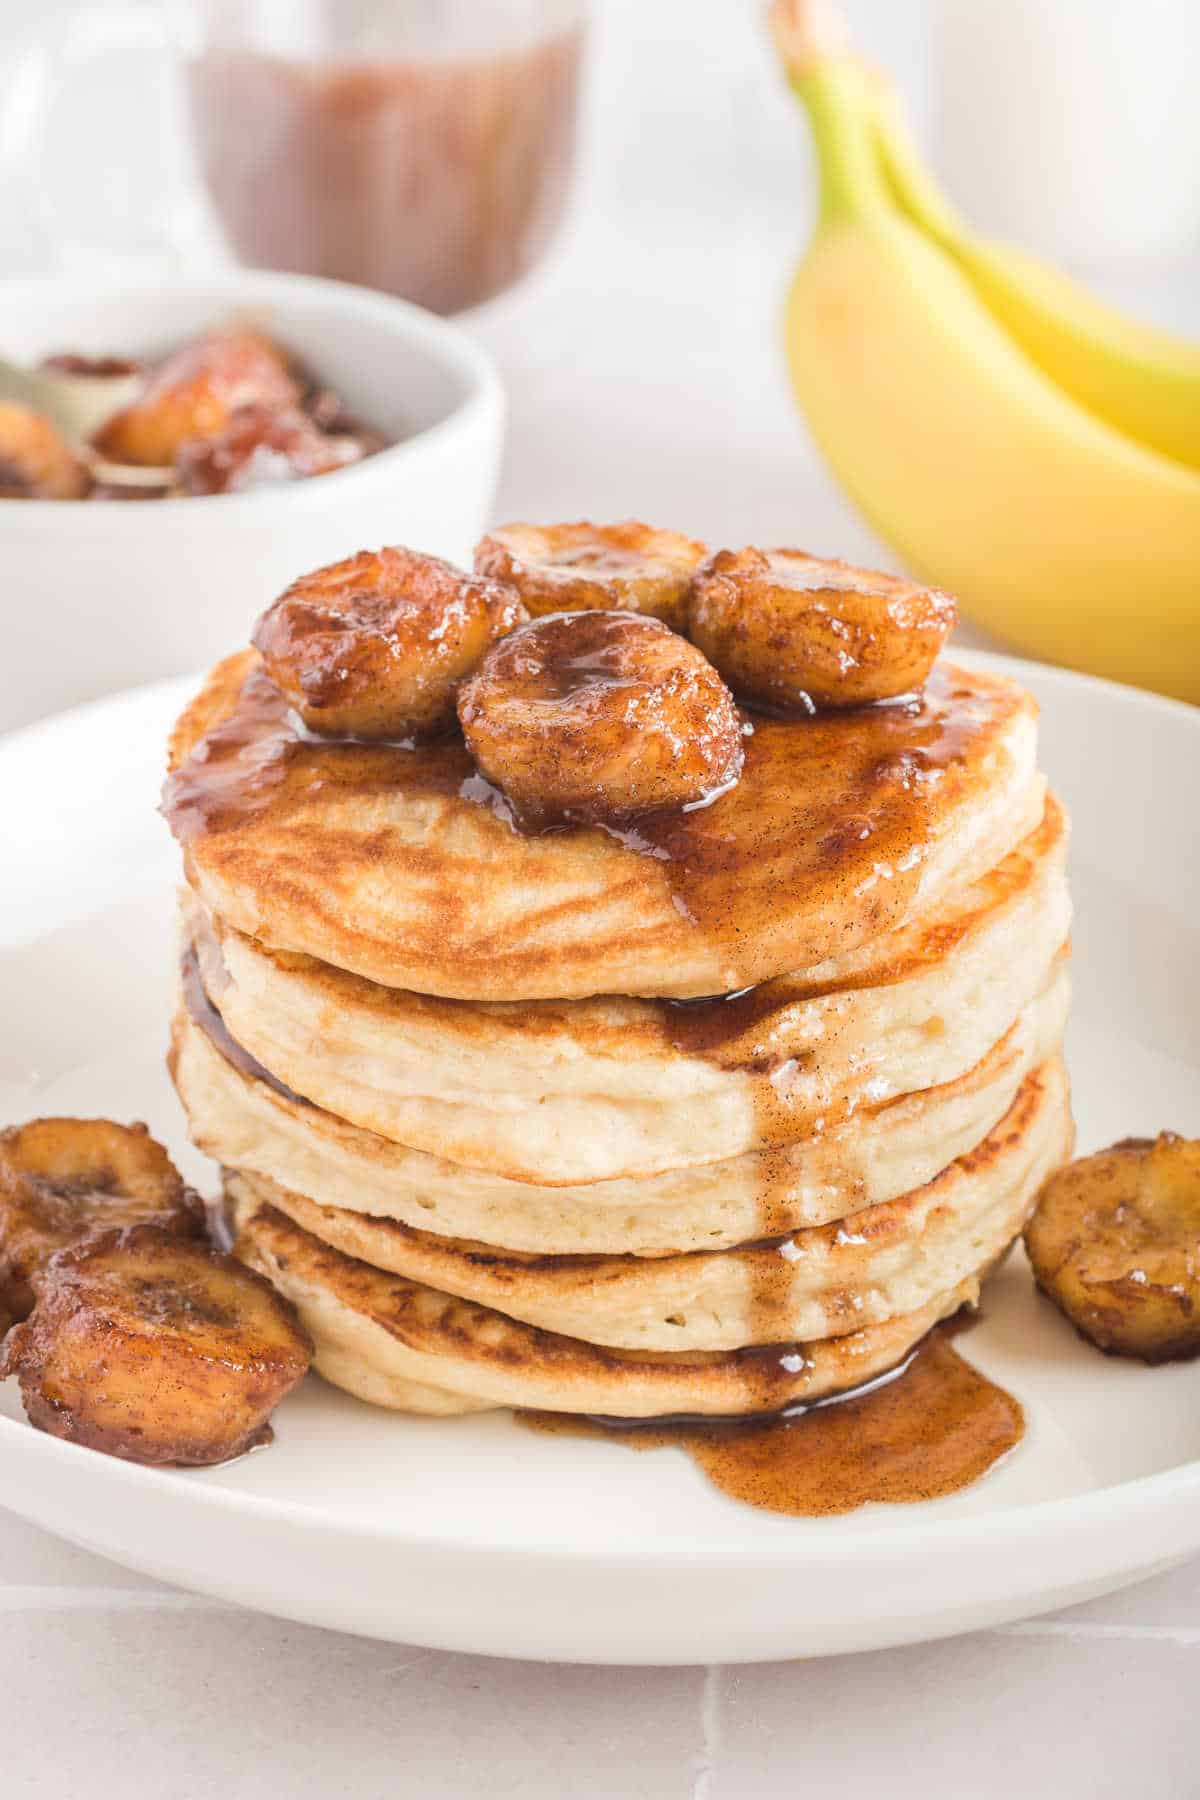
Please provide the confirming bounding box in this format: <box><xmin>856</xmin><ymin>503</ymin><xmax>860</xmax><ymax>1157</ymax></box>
<box><xmin>224</xmin><ymin>1056</ymin><xmax>1071</xmax><ymax>1351</ymax></box>
<box><xmin>233</xmin><ymin>1201</ymin><xmax>1012</xmax><ymax>1419</ymax></box>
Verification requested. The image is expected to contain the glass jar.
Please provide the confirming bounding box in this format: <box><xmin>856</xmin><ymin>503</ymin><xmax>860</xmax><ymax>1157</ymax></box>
<box><xmin>1</xmin><ymin>0</ymin><xmax>588</xmax><ymax>314</ymax></box>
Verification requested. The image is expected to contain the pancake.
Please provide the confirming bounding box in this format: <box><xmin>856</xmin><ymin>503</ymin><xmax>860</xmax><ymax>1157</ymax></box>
<box><xmin>181</xmin><ymin>794</ymin><xmax>1069</xmax><ymax>1182</ymax></box>
<box><xmin>164</xmin><ymin>652</ymin><xmax>1042</xmax><ymax>1001</ymax></box>
<box><xmin>171</xmin><ymin>968</ymin><xmax>1069</xmax><ymax>1255</ymax></box>
<box><xmin>222</xmin><ymin>1055</ymin><xmax>1071</xmax><ymax>1351</ymax></box>
<box><xmin>233</xmin><ymin>1198</ymin><xmax>994</xmax><ymax>1418</ymax></box>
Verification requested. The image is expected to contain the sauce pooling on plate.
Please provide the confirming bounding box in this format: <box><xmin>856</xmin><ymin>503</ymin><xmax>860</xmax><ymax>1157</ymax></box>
<box><xmin>524</xmin><ymin>1328</ymin><xmax>1022</xmax><ymax>1517</ymax></box>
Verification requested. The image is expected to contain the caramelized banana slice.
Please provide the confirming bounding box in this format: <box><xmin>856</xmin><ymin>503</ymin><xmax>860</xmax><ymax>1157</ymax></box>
<box><xmin>175</xmin><ymin>404</ymin><xmax>366</xmax><ymax>495</ymax></box>
<box><xmin>457</xmin><ymin>609</ymin><xmax>744</xmax><ymax>826</ymax></box>
<box><xmin>92</xmin><ymin>328</ymin><xmax>301</xmax><ymax>468</ymax></box>
<box><xmin>688</xmin><ymin>547</ymin><xmax>956</xmax><ymax>711</ymax></box>
<box><xmin>0</xmin><ymin>402</ymin><xmax>91</xmax><ymax>499</ymax></box>
<box><xmin>0</xmin><ymin>1226</ymin><xmax>311</xmax><ymax>1465</ymax></box>
<box><xmin>0</xmin><ymin>1118</ymin><xmax>202</xmax><ymax>1321</ymax></box>
<box><xmin>1025</xmin><ymin>1133</ymin><xmax>1200</xmax><ymax>1362</ymax></box>
<box><xmin>475</xmin><ymin>521</ymin><xmax>708</xmax><ymax>631</ymax></box>
<box><xmin>253</xmin><ymin>546</ymin><xmax>528</xmax><ymax>740</ymax></box>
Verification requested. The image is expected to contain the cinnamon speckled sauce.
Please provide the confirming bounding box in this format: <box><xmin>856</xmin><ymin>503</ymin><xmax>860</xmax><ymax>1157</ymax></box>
<box><xmin>524</xmin><ymin>1324</ymin><xmax>1023</xmax><ymax>1517</ymax></box>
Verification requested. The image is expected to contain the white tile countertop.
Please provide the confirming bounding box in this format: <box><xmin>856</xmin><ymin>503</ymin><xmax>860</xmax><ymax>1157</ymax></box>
<box><xmin>4</xmin><ymin>1512</ymin><xmax>1200</xmax><ymax>1797</ymax></box>
<box><xmin>3</xmin><ymin>1</ymin><xmax>1199</xmax><ymax>1791</ymax></box>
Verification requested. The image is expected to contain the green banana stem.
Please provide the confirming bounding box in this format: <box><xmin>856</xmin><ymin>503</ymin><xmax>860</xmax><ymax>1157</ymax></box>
<box><xmin>798</xmin><ymin>64</ymin><xmax>893</xmax><ymax>226</ymax></box>
<box><xmin>770</xmin><ymin>3</ymin><xmax>892</xmax><ymax>227</ymax></box>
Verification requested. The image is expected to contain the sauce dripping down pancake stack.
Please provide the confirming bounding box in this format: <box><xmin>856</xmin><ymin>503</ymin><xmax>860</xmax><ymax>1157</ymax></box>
<box><xmin>164</xmin><ymin>530</ymin><xmax>1073</xmax><ymax>1514</ymax></box>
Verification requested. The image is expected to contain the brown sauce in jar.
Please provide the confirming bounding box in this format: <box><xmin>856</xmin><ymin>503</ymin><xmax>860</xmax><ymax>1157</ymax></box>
<box><xmin>185</xmin><ymin>29</ymin><xmax>585</xmax><ymax>317</ymax></box>
<box><xmin>523</xmin><ymin>1329</ymin><xmax>1022</xmax><ymax>1517</ymax></box>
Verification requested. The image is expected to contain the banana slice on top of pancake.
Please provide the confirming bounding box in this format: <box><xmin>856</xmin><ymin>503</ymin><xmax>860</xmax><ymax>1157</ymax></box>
<box><xmin>688</xmin><ymin>548</ymin><xmax>956</xmax><ymax>713</ymax></box>
<box><xmin>254</xmin><ymin>546</ymin><xmax>528</xmax><ymax>741</ymax></box>
<box><xmin>457</xmin><ymin>609</ymin><xmax>744</xmax><ymax>825</ymax></box>
<box><xmin>475</xmin><ymin>520</ymin><xmax>708</xmax><ymax>631</ymax></box>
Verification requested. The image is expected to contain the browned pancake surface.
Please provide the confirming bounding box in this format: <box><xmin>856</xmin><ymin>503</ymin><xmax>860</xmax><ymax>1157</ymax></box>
<box><xmin>165</xmin><ymin>652</ymin><xmax>1038</xmax><ymax>999</ymax></box>
<box><xmin>235</xmin><ymin>1199</ymin><xmax>992</xmax><ymax>1417</ymax></box>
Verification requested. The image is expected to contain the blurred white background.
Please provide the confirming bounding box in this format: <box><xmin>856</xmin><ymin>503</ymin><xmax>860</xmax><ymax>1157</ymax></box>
<box><xmin>1</xmin><ymin>0</ymin><xmax>1197</xmax><ymax>570</ymax></box>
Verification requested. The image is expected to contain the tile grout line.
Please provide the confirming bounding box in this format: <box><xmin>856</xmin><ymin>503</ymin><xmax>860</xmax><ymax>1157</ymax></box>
<box><xmin>992</xmin><ymin>1619</ymin><xmax>1200</xmax><ymax>1648</ymax></box>
<box><xmin>691</xmin><ymin>1663</ymin><xmax>722</xmax><ymax>1800</ymax></box>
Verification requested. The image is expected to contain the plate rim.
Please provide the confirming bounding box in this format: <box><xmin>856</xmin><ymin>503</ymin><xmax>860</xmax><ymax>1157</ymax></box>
<box><xmin>2</xmin><ymin>1388</ymin><xmax>1200</xmax><ymax>1568</ymax></box>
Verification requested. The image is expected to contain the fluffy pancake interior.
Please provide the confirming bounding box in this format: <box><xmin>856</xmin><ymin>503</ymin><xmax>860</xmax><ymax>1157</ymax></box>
<box><xmin>170</xmin><ymin>967</ymin><xmax>1069</xmax><ymax>1256</ymax></box>
<box><xmin>179</xmin><ymin>792</ymin><xmax>1069</xmax><ymax>1183</ymax></box>
<box><xmin>223</xmin><ymin>1054</ymin><xmax>1072</xmax><ymax>1351</ymax></box>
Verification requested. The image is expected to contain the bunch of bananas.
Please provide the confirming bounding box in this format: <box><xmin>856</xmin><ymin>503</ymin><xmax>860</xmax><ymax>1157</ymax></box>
<box><xmin>771</xmin><ymin>0</ymin><xmax>1200</xmax><ymax>703</ymax></box>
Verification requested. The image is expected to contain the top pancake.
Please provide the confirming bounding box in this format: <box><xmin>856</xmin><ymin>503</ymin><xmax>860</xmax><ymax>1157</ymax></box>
<box><xmin>164</xmin><ymin>650</ymin><xmax>1040</xmax><ymax>1000</ymax></box>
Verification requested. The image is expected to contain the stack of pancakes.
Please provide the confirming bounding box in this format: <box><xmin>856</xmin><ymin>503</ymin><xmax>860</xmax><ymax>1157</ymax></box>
<box><xmin>166</xmin><ymin>650</ymin><xmax>1072</xmax><ymax>1418</ymax></box>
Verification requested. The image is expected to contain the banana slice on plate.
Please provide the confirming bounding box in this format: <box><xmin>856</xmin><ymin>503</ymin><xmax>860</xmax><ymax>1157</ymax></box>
<box><xmin>1025</xmin><ymin>1133</ymin><xmax>1200</xmax><ymax>1362</ymax></box>
<box><xmin>0</xmin><ymin>1225</ymin><xmax>312</xmax><ymax>1465</ymax></box>
<box><xmin>0</xmin><ymin>1117</ymin><xmax>203</xmax><ymax>1321</ymax></box>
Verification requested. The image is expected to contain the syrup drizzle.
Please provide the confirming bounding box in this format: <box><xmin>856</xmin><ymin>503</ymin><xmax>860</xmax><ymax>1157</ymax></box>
<box><xmin>180</xmin><ymin>947</ymin><xmax>311</xmax><ymax>1111</ymax></box>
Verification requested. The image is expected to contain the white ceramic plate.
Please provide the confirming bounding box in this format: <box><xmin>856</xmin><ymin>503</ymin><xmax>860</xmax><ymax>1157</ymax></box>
<box><xmin>2</xmin><ymin>655</ymin><xmax>1198</xmax><ymax>1665</ymax></box>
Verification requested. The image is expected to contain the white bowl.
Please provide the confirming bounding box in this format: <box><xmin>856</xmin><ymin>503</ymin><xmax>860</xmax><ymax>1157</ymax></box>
<box><xmin>0</xmin><ymin>272</ymin><xmax>505</xmax><ymax>732</ymax></box>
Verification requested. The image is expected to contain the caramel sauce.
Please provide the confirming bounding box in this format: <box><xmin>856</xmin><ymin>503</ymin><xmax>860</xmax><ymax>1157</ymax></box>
<box><xmin>41</xmin><ymin>352</ymin><xmax>143</xmax><ymax>378</ymax></box>
<box><xmin>612</xmin><ymin>684</ymin><xmax>980</xmax><ymax>936</ymax></box>
<box><xmin>180</xmin><ymin>946</ymin><xmax>311</xmax><ymax>1111</ymax></box>
<box><xmin>523</xmin><ymin>1330</ymin><xmax>1022</xmax><ymax>1517</ymax></box>
<box><xmin>665</xmin><ymin>967</ymin><xmax>896</xmax><ymax>1061</ymax></box>
<box><xmin>163</xmin><ymin>660</ymin><xmax>990</xmax><ymax>956</ymax></box>
<box><xmin>162</xmin><ymin>664</ymin><xmax>447</xmax><ymax>843</ymax></box>
<box><xmin>664</xmin><ymin>976</ymin><xmax>878</xmax><ymax>1309</ymax></box>
<box><xmin>550</xmin><ymin>545</ymin><xmax>659</xmax><ymax>574</ymax></box>
<box><xmin>668</xmin><ymin>975</ymin><xmax>879</xmax><ymax>1334</ymax></box>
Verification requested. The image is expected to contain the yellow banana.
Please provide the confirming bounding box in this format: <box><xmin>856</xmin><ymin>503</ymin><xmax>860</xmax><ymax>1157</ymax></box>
<box><xmin>771</xmin><ymin>1</ymin><xmax>1200</xmax><ymax>703</ymax></box>
<box><xmin>867</xmin><ymin>74</ymin><xmax>1200</xmax><ymax>473</ymax></box>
